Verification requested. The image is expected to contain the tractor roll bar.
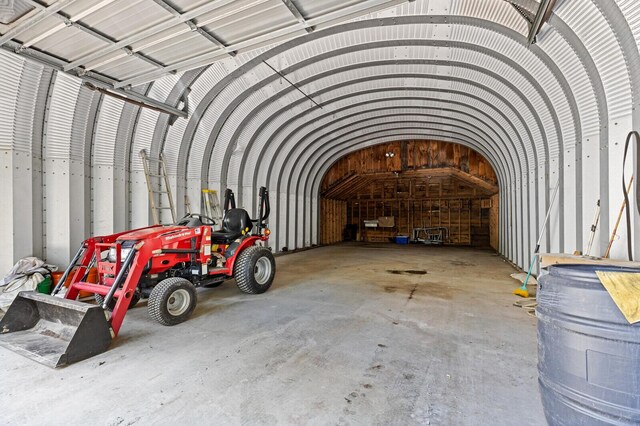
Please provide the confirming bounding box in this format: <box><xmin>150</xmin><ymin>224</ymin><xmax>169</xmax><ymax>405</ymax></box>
<box><xmin>256</xmin><ymin>186</ymin><xmax>270</xmax><ymax>235</ymax></box>
<box><xmin>223</xmin><ymin>188</ymin><xmax>236</xmax><ymax>212</ymax></box>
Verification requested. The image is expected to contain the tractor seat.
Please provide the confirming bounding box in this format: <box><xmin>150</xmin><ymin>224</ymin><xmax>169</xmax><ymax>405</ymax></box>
<box><xmin>210</xmin><ymin>208</ymin><xmax>253</xmax><ymax>244</ymax></box>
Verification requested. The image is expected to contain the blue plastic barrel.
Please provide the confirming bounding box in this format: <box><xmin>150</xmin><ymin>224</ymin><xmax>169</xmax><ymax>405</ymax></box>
<box><xmin>537</xmin><ymin>264</ymin><xmax>640</xmax><ymax>425</ymax></box>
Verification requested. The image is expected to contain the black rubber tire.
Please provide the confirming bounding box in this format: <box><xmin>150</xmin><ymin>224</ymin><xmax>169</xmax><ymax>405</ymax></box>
<box><xmin>95</xmin><ymin>291</ymin><xmax>141</xmax><ymax>311</ymax></box>
<box><xmin>234</xmin><ymin>246</ymin><xmax>276</xmax><ymax>294</ymax></box>
<box><xmin>148</xmin><ymin>277</ymin><xmax>197</xmax><ymax>326</ymax></box>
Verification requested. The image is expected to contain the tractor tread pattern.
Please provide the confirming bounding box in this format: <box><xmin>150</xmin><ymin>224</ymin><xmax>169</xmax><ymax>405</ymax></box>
<box><xmin>234</xmin><ymin>246</ymin><xmax>275</xmax><ymax>294</ymax></box>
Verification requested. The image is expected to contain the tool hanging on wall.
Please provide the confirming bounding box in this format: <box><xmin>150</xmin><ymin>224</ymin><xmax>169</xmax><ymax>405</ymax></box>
<box><xmin>622</xmin><ymin>131</ymin><xmax>640</xmax><ymax>261</ymax></box>
<box><xmin>513</xmin><ymin>179</ymin><xmax>561</xmax><ymax>298</ymax></box>
<box><xmin>604</xmin><ymin>176</ymin><xmax>634</xmax><ymax>258</ymax></box>
<box><xmin>585</xmin><ymin>199</ymin><xmax>600</xmax><ymax>256</ymax></box>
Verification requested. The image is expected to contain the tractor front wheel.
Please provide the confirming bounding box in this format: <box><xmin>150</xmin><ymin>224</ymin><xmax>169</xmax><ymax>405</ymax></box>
<box><xmin>234</xmin><ymin>246</ymin><xmax>276</xmax><ymax>294</ymax></box>
<box><xmin>148</xmin><ymin>277</ymin><xmax>197</xmax><ymax>326</ymax></box>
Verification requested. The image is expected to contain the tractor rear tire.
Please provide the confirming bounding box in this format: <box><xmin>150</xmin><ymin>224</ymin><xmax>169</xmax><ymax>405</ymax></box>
<box><xmin>95</xmin><ymin>291</ymin><xmax>141</xmax><ymax>311</ymax></box>
<box><xmin>148</xmin><ymin>277</ymin><xmax>197</xmax><ymax>326</ymax></box>
<box><xmin>234</xmin><ymin>246</ymin><xmax>276</xmax><ymax>294</ymax></box>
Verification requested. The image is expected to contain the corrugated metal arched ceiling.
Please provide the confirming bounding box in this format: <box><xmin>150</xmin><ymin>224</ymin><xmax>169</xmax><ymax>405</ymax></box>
<box><xmin>1</xmin><ymin>0</ymin><xmax>639</xmax><ymax>272</ymax></box>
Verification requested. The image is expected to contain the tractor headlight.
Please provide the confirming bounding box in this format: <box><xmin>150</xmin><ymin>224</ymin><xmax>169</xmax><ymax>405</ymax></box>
<box><xmin>108</xmin><ymin>247</ymin><xmax>133</xmax><ymax>262</ymax></box>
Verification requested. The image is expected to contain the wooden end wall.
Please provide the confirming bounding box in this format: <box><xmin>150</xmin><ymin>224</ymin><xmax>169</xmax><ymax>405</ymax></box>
<box><xmin>320</xmin><ymin>140</ymin><xmax>499</xmax><ymax>247</ymax></box>
<box><xmin>490</xmin><ymin>193</ymin><xmax>500</xmax><ymax>251</ymax></box>
<box><xmin>320</xmin><ymin>199</ymin><xmax>347</xmax><ymax>245</ymax></box>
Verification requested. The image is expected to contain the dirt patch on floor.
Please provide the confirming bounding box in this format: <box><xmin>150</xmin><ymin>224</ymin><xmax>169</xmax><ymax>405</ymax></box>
<box><xmin>449</xmin><ymin>260</ymin><xmax>476</xmax><ymax>267</ymax></box>
<box><xmin>419</xmin><ymin>281</ymin><xmax>460</xmax><ymax>300</ymax></box>
<box><xmin>386</xmin><ymin>269</ymin><xmax>427</xmax><ymax>275</ymax></box>
<box><xmin>382</xmin><ymin>281</ymin><xmax>459</xmax><ymax>300</ymax></box>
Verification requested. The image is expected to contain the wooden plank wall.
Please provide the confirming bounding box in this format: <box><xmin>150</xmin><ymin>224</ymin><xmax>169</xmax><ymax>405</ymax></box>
<box><xmin>320</xmin><ymin>140</ymin><xmax>498</xmax><ymax>247</ymax></box>
<box><xmin>490</xmin><ymin>193</ymin><xmax>500</xmax><ymax>251</ymax></box>
<box><xmin>347</xmin><ymin>199</ymin><xmax>490</xmax><ymax>245</ymax></box>
<box><xmin>320</xmin><ymin>198</ymin><xmax>347</xmax><ymax>245</ymax></box>
<box><xmin>322</xmin><ymin>140</ymin><xmax>497</xmax><ymax>190</ymax></box>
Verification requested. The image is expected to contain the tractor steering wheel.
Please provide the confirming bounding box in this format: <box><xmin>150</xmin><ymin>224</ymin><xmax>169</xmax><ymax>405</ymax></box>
<box><xmin>178</xmin><ymin>213</ymin><xmax>216</xmax><ymax>226</ymax></box>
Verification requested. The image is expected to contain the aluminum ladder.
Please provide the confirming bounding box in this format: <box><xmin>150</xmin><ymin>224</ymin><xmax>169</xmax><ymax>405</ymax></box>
<box><xmin>202</xmin><ymin>189</ymin><xmax>223</xmax><ymax>227</ymax></box>
<box><xmin>139</xmin><ymin>149</ymin><xmax>176</xmax><ymax>224</ymax></box>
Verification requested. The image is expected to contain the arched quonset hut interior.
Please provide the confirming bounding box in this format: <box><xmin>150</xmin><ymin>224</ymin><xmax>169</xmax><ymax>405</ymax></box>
<box><xmin>1</xmin><ymin>0</ymin><xmax>639</xmax><ymax>424</ymax></box>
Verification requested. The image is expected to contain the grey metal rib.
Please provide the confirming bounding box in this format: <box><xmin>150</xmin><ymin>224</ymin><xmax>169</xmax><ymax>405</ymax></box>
<box><xmin>216</xmin><ymin>51</ymin><xmax>547</xmax><ymax>262</ymax></box>
<box><xmin>237</xmin><ymin>67</ymin><xmax>543</xmax><ymax>262</ymax></box>
<box><xmin>164</xmin><ymin>14</ymin><xmax>590</xmax><ymax>262</ymax></box>
<box><xmin>205</xmin><ymin>38</ymin><xmax>566</xmax><ymax>261</ymax></box>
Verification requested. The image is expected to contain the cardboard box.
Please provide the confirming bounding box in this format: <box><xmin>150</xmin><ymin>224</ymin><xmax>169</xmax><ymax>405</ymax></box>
<box><xmin>378</xmin><ymin>216</ymin><xmax>395</xmax><ymax>227</ymax></box>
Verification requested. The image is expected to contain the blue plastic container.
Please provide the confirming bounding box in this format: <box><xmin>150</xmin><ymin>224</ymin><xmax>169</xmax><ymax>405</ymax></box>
<box><xmin>538</xmin><ymin>264</ymin><xmax>640</xmax><ymax>425</ymax></box>
<box><xmin>394</xmin><ymin>235</ymin><xmax>409</xmax><ymax>244</ymax></box>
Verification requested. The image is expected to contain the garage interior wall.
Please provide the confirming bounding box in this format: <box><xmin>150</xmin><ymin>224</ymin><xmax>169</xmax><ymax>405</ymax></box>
<box><xmin>1</xmin><ymin>0</ymin><xmax>639</xmax><ymax>274</ymax></box>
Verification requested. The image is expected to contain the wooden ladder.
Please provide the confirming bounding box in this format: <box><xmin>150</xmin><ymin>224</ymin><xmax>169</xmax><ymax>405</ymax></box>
<box><xmin>139</xmin><ymin>149</ymin><xmax>176</xmax><ymax>224</ymax></box>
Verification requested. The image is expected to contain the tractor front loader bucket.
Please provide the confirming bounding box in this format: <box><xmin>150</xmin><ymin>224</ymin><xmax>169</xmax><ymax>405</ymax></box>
<box><xmin>0</xmin><ymin>291</ymin><xmax>112</xmax><ymax>368</ymax></box>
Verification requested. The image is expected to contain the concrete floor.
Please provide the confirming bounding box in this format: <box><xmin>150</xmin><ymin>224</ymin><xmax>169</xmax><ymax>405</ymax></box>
<box><xmin>0</xmin><ymin>243</ymin><xmax>545</xmax><ymax>425</ymax></box>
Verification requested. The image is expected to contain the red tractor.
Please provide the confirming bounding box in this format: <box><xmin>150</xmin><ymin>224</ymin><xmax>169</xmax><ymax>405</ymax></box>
<box><xmin>0</xmin><ymin>187</ymin><xmax>275</xmax><ymax>367</ymax></box>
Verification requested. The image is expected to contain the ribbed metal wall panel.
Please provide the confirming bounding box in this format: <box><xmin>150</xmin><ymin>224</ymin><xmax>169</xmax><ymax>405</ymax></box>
<box><xmin>93</xmin><ymin>97</ymin><xmax>125</xmax><ymax>166</ymax></box>
<box><xmin>617</xmin><ymin>0</ymin><xmax>640</xmax><ymax>51</ymax></box>
<box><xmin>45</xmin><ymin>73</ymin><xmax>83</xmax><ymax>160</ymax></box>
<box><xmin>148</xmin><ymin>72</ymin><xmax>183</xmax><ymax>100</ymax></box>
<box><xmin>557</xmin><ymin>0</ymin><xmax>632</xmax><ymax>120</ymax></box>
<box><xmin>186</xmin><ymin>76</ymin><xmax>254</xmax><ymax>182</ymax></box>
<box><xmin>252</xmin><ymin>74</ymin><xmax>523</xmax><ymax>185</ymax></box>
<box><xmin>454</xmin><ymin>25</ymin><xmax>564</xmax><ymax>156</ymax></box>
<box><xmin>254</xmin><ymin>82</ymin><xmax>522</xmax><ymax>193</ymax></box>
<box><xmin>450</xmin><ymin>0</ymin><xmax>528</xmax><ymax>35</ymax></box>
<box><xmin>243</xmin><ymin>97</ymin><xmax>522</xmax><ymax>194</ymax></box>
<box><xmin>541</xmin><ymin>32</ymin><xmax>600</xmax><ymax>135</ymax></box>
<box><xmin>221</xmin><ymin>20</ymin><xmax>564</xmax><ymax>213</ymax></box>
<box><xmin>170</xmin><ymin>64</ymin><xmax>231</xmax><ymax>176</ymax></box>
<box><xmin>13</xmin><ymin>61</ymin><xmax>44</xmax><ymax>154</ymax></box>
<box><xmin>164</xmin><ymin>118</ymin><xmax>189</xmax><ymax>176</ymax></box>
<box><xmin>0</xmin><ymin>52</ymin><xmax>27</xmax><ymax>152</ymax></box>
<box><xmin>69</xmin><ymin>86</ymin><xmax>96</xmax><ymax>162</ymax></box>
<box><xmin>131</xmin><ymin>109</ymin><xmax>161</xmax><ymax>172</ymax></box>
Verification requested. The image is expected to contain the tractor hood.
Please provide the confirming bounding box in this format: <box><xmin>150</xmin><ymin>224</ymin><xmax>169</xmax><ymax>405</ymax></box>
<box><xmin>117</xmin><ymin>225</ymin><xmax>188</xmax><ymax>241</ymax></box>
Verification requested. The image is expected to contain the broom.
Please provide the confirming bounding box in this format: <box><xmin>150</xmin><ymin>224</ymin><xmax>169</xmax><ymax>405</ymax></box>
<box><xmin>513</xmin><ymin>179</ymin><xmax>561</xmax><ymax>298</ymax></box>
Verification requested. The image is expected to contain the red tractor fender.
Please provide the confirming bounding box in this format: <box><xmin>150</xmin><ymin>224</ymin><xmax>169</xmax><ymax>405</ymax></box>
<box><xmin>224</xmin><ymin>235</ymin><xmax>269</xmax><ymax>273</ymax></box>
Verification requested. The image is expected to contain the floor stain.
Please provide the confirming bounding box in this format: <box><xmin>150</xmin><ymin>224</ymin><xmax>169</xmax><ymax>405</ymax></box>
<box><xmin>420</xmin><ymin>281</ymin><xmax>460</xmax><ymax>300</ymax></box>
<box><xmin>449</xmin><ymin>260</ymin><xmax>476</xmax><ymax>267</ymax></box>
<box><xmin>387</xmin><ymin>269</ymin><xmax>427</xmax><ymax>275</ymax></box>
<box><xmin>384</xmin><ymin>281</ymin><xmax>456</xmax><ymax>300</ymax></box>
<box><xmin>408</xmin><ymin>284</ymin><xmax>418</xmax><ymax>300</ymax></box>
